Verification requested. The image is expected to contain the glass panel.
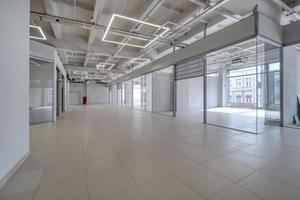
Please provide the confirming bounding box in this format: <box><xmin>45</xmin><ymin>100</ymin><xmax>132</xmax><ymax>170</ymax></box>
<box><xmin>133</xmin><ymin>76</ymin><xmax>146</xmax><ymax>110</ymax></box>
<box><xmin>205</xmin><ymin>38</ymin><xmax>282</xmax><ymax>133</ymax></box>
<box><xmin>29</xmin><ymin>58</ymin><xmax>54</xmax><ymax>125</ymax></box>
<box><xmin>206</xmin><ymin>38</ymin><xmax>258</xmax><ymax>133</ymax></box>
<box><xmin>112</xmin><ymin>85</ymin><xmax>117</xmax><ymax>104</ymax></box>
<box><xmin>117</xmin><ymin>83</ymin><xmax>122</xmax><ymax>105</ymax></box>
<box><xmin>152</xmin><ymin>66</ymin><xmax>175</xmax><ymax>116</ymax></box>
<box><xmin>146</xmin><ymin>73</ymin><xmax>152</xmax><ymax>112</ymax></box>
<box><xmin>125</xmin><ymin>80</ymin><xmax>133</xmax><ymax>107</ymax></box>
<box><xmin>283</xmin><ymin>43</ymin><xmax>300</xmax><ymax>128</ymax></box>
<box><xmin>256</xmin><ymin>38</ymin><xmax>281</xmax><ymax>132</ymax></box>
<box><xmin>109</xmin><ymin>86</ymin><xmax>112</xmax><ymax>104</ymax></box>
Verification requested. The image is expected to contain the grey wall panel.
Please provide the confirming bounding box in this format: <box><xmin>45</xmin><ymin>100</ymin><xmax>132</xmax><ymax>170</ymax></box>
<box><xmin>283</xmin><ymin>21</ymin><xmax>300</xmax><ymax>46</ymax></box>
<box><xmin>258</xmin><ymin>13</ymin><xmax>283</xmax><ymax>44</ymax></box>
<box><xmin>176</xmin><ymin>56</ymin><xmax>204</xmax><ymax>80</ymax></box>
<box><xmin>114</xmin><ymin>14</ymin><xmax>256</xmax><ymax>84</ymax></box>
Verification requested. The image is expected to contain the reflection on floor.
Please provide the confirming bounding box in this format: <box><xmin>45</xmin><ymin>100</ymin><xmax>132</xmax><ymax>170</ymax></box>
<box><xmin>176</xmin><ymin>107</ymin><xmax>281</xmax><ymax>133</ymax></box>
<box><xmin>1</xmin><ymin>105</ymin><xmax>300</xmax><ymax>200</ymax></box>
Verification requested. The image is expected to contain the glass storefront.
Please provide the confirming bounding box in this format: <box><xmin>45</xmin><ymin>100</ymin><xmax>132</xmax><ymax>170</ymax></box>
<box><xmin>205</xmin><ymin>38</ymin><xmax>281</xmax><ymax>133</ymax></box>
<box><xmin>29</xmin><ymin>58</ymin><xmax>54</xmax><ymax>125</ymax></box>
<box><xmin>133</xmin><ymin>76</ymin><xmax>146</xmax><ymax>110</ymax></box>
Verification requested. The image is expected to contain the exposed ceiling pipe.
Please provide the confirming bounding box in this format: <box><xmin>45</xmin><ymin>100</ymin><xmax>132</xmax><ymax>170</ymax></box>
<box><xmin>272</xmin><ymin>0</ymin><xmax>300</xmax><ymax>21</ymax></box>
<box><xmin>184</xmin><ymin>0</ymin><xmax>230</xmax><ymax>26</ymax></box>
<box><xmin>30</xmin><ymin>11</ymin><xmax>185</xmax><ymax>47</ymax></box>
<box><xmin>138</xmin><ymin>0</ymin><xmax>234</xmax><ymax>60</ymax></box>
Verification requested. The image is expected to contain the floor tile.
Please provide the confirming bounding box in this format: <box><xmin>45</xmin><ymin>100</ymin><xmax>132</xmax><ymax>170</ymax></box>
<box><xmin>140</xmin><ymin>175</ymin><xmax>203</xmax><ymax>200</ymax></box>
<box><xmin>203</xmin><ymin>157</ymin><xmax>254</xmax><ymax>182</ymax></box>
<box><xmin>176</xmin><ymin>164</ymin><xmax>233</xmax><ymax>199</ymax></box>
<box><xmin>33</xmin><ymin>178</ymin><xmax>88</xmax><ymax>200</ymax></box>
<box><xmin>239</xmin><ymin>172</ymin><xmax>300</xmax><ymax>200</ymax></box>
<box><xmin>260</xmin><ymin>159</ymin><xmax>300</xmax><ymax>188</ymax></box>
<box><xmin>0</xmin><ymin>190</ymin><xmax>34</xmax><ymax>200</ymax></box>
<box><xmin>87</xmin><ymin>167</ymin><xmax>136</xmax><ymax>200</ymax></box>
<box><xmin>39</xmin><ymin>161</ymin><xmax>85</xmax><ymax>187</ymax></box>
<box><xmin>0</xmin><ymin>169</ymin><xmax>44</xmax><ymax>199</ymax></box>
<box><xmin>116</xmin><ymin>149</ymin><xmax>152</xmax><ymax>166</ymax></box>
<box><xmin>125</xmin><ymin>158</ymin><xmax>170</xmax><ymax>185</ymax></box>
<box><xmin>208</xmin><ymin>184</ymin><xmax>263</xmax><ymax>200</ymax></box>
<box><xmin>179</xmin><ymin>146</ymin><xmax>218</xmax><ymax>163</ymax></box>
<box><xmin>101</xmin><ymin>188</ymin><xmax>145</xmax><ymax>200</ymax></box>
<box><xmin>225</xmin><ymin>151</ymin><xmax>271</xmax><ymax>170</ymax></box>
<box><xmin>157</xmin><ymin>152</ymin><xmax>198</xmax><ymax>172</ymax></box>
<box><xmin>85</xmin><ymin>152</ymin><xmax>122</xmax><ymax>174</ymax></box>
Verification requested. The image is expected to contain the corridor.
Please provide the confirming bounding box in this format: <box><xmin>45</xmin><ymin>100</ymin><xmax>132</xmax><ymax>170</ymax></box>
<box><xmin>1</xmin><ymin>105</ymin><xmax>300</xmax><ymax>200</ymax></box>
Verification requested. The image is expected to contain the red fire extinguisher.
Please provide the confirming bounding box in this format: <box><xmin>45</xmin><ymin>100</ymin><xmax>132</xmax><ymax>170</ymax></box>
<box><xmin>83</xmin><ymin>96</ymin><xmax>87</xmax><ymax>105</ymax></box>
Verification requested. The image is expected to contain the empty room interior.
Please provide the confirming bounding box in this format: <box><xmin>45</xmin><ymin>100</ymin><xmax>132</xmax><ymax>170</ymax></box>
<box><xmin>2</xmin><ymin>0</ymin><xmax>300</xmax><ymax>199</ymax></box>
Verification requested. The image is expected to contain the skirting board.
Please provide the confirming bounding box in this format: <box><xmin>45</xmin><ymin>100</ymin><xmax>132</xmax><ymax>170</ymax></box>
<box><xmin>0</xmin><ymin>151</ymin><xmax>30</xmax><ymax>189</ymax></box>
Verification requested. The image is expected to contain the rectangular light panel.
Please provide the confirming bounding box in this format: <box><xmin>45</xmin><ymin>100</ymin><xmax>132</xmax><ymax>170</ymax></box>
<box><xmin>30</xmin><ymin>25</ymin><xmax>47</xmax><ymax>40</ymax></box>
<box><xmin>96</xmin><ymin>62</ymin><xmax>115</xmax><ymax>70</ymax></box>
<box><xmin>102</xmin><ymin>14</ymin><xmax>169</xmax><ymax>48</ymax></box>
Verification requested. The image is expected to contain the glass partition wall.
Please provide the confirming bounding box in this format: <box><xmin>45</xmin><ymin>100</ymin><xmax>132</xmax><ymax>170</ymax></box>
<box><xmin>152</xmin><ymin>66</ymin><xmax>175</xmax><ymax>116</ymax></box>
<box><xmin>29</xmin><ymin>58</ymin><xmax>54</xmax><ymax>125</ymax></box>
<box><xmin>125</xmin><ymin>80</ymin><xmax>133</xmax><ymax>107</ymax></box>
<box><xmin>117</xmin><ymin>83</ymin><xmax>125</xmax><ymax>106</ymax></box>
<box><xmin>205</xmin><ymin>38</ymin><xmax>281</xmax><ymax>133</ymax></box>
<box><xmin>145</xmin><ymin>73</ymin><xmax>153</xmax><ymax>112</ymax></box>
<box><xmin>109</xmin><ymin>40</ymin><xmax>282</xmax><ymax>133</ymax></box>
<box><xmin>133</xmin><ymin>76</ymin><xmax>146</xmax><ymax>110</ymax></box>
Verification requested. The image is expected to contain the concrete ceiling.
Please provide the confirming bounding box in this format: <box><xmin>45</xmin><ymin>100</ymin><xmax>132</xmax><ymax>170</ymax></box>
<box><xmin>29</xmin><ymin>0</ymin><xmax>288</xmax><ymax>82</ymax></box>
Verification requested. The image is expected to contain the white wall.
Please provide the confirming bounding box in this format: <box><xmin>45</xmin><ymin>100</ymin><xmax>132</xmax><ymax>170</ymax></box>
<box><xmin>87</xmin><ymin>84</ymin><xmax>109</xmax><ymax>104</ymax></box>
<box><xmin>0</xmin><ymin>0</ymin><xmax>30</xmax><ymax>187</ymax></box>
<box><xmin>69</xmin><ymin>83</ymin><xmax>109</xmax><ymax>105</ymax></box>
<box><xmin>176</xmin><ymin>76</ymin><xmax>220</xmax><ymax>111</ymax></box>
<box><xmin>69</xmin><ymin>83</ymin><xmax>84</xmax><ymax>105</ymax></box>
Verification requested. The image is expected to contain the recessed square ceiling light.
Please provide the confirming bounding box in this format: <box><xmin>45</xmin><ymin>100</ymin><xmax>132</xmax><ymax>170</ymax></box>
<box><xmin>30</xmin><ymin>25</ymin><xmax>46</xmax><ymax>40</ymax></box>
<box><xmin>96</xmin><ymin>62</ymin><xmax>115</xmax><ymax>70</ymax></box>
<box><xmin>102</xmin><ymin>14</ymin><xmax>169</xmax><ymax>48</ymax></box>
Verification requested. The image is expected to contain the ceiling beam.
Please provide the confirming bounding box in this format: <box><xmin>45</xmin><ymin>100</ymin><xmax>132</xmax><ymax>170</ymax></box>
<box><xmin>84</xmin><ymin>0</ymin><xmax>106</xmax><ymax>67</ymax></box>
<box><xmin>42</xmin><ymin>0</ymin><xmax>62</xmax><ymax>39</ymax></box>
<box><xmin>53</xmin><ymin>0</ymin><xmax>94</xmax><ymax>11</ymax></box>
<box><xmin>105</xmin><ymin>0</ymin><xmax>166</xmax><ymax>64</ymax></box>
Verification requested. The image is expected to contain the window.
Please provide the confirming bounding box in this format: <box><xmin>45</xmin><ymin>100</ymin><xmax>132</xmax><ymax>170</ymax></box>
<box><xmin>245</xmin><ymin>77</ymin><xmax>252</xmax><ymax>87</ymax></box>
<box><xmin>236</xmin><ymin>95</ymin><xmax>241</xmax><ymax>103</ymax></box>
<box><xmin>235</xmin><ymin>79</ymin><xmax>242</xmax><ymax>87</ymax></box>
<box><xmin>246</xmin><ymin>95</ymin><xmax>252</xmax><ymax>103</ymax></box>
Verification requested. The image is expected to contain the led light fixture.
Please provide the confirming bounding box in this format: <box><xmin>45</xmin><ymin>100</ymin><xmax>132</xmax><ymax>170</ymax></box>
<box><xmin>96</xmin><ymin>62</ymin><xmax>115</xmax><ymax>70</ymax></box>
<box><xmin>30</xmin><ymin>25</ymin><xmax>47</xmax><ymax>40</ymax></box>
<box><xmin>102</xmin><ymin>14</ymin><xmax>169</xmax><ymax>48</ymax></box>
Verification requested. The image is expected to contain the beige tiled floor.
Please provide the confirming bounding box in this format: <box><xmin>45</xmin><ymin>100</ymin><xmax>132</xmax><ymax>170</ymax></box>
<box><xmin>1</xmin><ymin>105</ymin><xmax>300</xmax><ymax>200</ymax></box>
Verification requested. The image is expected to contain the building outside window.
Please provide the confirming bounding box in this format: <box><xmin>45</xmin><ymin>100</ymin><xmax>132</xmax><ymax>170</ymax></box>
<box><xmin>236</xmin><ymin>95</ymin><xmax>241</xmax><ymax>103</ymax></box>
<box><xmin>245</xmin><ymin>95</ymin><xmax>252</xmax><ymax>103</ymax></box>
<box><xmin>235</xmin><ymin>79</ymin><xmax>242</xmax><ymax>88</ymax></box>
<box><xmin>245</xmin><ymin>77</ymin><xmax>252</xmax><ymax>87</ymax></box>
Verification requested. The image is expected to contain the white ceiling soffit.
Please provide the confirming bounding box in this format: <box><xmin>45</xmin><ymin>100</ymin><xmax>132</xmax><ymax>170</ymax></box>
<box><xmin>113</xmin><ymin>14</ymin><xmax>256</xmax><ymax>84</ymax></box>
